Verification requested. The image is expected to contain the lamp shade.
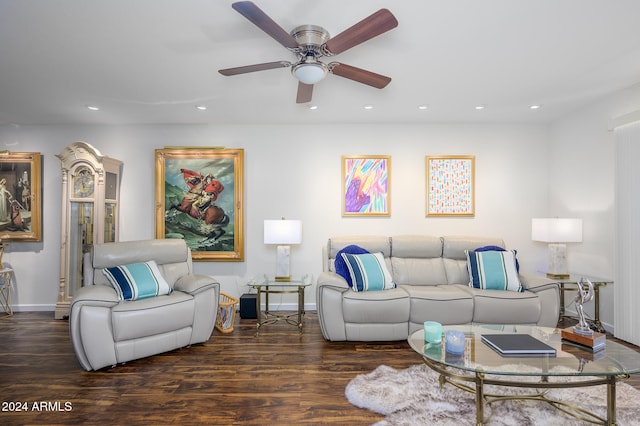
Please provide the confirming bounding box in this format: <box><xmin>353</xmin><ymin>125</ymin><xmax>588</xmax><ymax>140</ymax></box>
<box><xmin>264</xmin><ymin>219</ymin><xmax>302</xmax><ymax>245</ymax></box>
<box><xmin>531</xmin><ymin>218</ymin><xmax>583</xmax><ymax>243</ymax></box>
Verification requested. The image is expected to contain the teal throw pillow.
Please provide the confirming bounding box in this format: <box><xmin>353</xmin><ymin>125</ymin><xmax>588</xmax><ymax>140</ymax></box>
<box><xmin>341</xmin><ymin>252</ymin><xmax>395</xmax><ymax>292</ymax></box>
<box><xmin>103</xmin><ymin>260</ymin><xmax>172</xmax><ymax>301</ymax></box>
<box><xmin>465</xmin><ymin>249</ymin><xmax>522</xmax><ymax>292</ymax></box>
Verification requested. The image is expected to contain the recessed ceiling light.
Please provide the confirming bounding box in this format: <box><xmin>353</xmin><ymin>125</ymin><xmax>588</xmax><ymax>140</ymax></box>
<box><xmin>530</xmin><ymin>104</ymin><xmax>541</xmax><ymax>110</ymax></box>
<box><xmin>418</xmin><ymin>105</ymin><xmax>428</xmax><ymax>110</ymax></box>
<box><xmin>195</xmin><ymin>105</ymin><xmax>207</xmax><ymax>111</ymax></box>
<box><xmin>308</xmin><ymin>105</ymin><xmax>318</xmax><ymax>110</ymax></box>
<box><xmin>363</xmin><ymin>105</ymin><xmax>374</xmax><ymax>110</ymax></box>
<box><xmin>86</xmin><ymin>105</ymin><xmax>100</xmax><ymax>111</ymax></box>
<box><xmin>475</xmin><ymin>105</ymin><xmax>485</xmax><ymax>110</ymax></box>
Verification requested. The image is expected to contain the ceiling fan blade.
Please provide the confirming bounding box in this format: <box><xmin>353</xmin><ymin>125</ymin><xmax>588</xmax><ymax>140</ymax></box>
<box><xmin>323</xmin><ymin>9</ymin><xmax>398</xmax><ymax>55</ymax></box>
<box><xmin>296</xmin><ymin>82</ymin><xmax>313</xmax><ymax>103</ymax></box>
<box><xmin>232</xmin><ymin>1</ymin><xmax>299</xmax><ymax>50</ymax></box>
<box><xmin>329</xmin><ymin>63</ymin><xmax>391</xmax><ymax>89</ymax></box>
<box><xmin>218</xmin><ymin>61</ymin><xmax>290</xmax><ymax>76</ymax></box>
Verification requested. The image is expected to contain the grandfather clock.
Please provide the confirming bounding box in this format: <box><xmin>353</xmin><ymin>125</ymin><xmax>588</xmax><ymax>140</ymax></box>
<box><xmin>55</xmin><ymin>142</ymin><xmax>122</xmax><ymax>319</ymax></box>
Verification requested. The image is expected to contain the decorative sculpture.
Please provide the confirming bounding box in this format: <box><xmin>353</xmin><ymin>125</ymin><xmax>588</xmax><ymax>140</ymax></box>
<box><xmin>573</xmin><ymin>277</ymin><xmax>594</xmax><ymax>336</ymax></box>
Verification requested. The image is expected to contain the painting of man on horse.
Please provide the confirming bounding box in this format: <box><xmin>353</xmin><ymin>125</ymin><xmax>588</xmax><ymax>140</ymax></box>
<box><xmin>156</xmin><ymin>148</ymin><xmax>243</xmax><ymax>261</ymax></box>
<box><xmin>174</xmin><ymin>168</ymin><xmax>228</xmax><ymax>226</ymax></box>
<box><xmin>161</xmin><ymin>156</ymin><xmax>237</xmax><ymax>254</ymax></box>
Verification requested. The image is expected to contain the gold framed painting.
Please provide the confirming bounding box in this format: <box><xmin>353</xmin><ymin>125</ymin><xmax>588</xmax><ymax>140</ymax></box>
<box><xmin>0</xmin><ymin>152</ymin><xmax>42</xmax><ymax>241</ymax></box>
<box><xmin>342</xmin><ymin>155</ymin><xmax>391</xmax><ymax>217</ymax></box>
<box><xmin>426</xmin><ymin>155</ymin><xmax>475</xmax><ymax>216</ymax></box>
<box><xmin>155</xmin><ymin>148</ymin><xmax>244</xmax><ymax>261</ymax></box>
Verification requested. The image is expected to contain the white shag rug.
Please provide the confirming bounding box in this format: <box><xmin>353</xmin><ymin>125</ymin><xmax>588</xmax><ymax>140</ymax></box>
<box><xmin>345</xmin><ymin>364</ymin><xmax>640</xmax><ymax>425</ymax></box>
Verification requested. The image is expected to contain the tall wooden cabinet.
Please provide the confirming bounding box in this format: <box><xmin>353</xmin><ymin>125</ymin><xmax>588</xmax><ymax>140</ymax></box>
<box><xmin>55</xmin><ymin>142</ymin><xmax>122</xmax><ymax>319</ymax></box>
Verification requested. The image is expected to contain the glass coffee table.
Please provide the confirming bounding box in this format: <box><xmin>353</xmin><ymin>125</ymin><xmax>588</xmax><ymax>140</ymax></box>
<box><xmin>408</xmin><ymin>324</ymin><xmax>640</xmax><ymax>425</ymax></box>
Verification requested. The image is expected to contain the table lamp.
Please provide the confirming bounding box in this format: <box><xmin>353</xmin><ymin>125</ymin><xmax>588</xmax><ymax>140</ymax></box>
<box><xmin>532</xmin><ymin>218</ymin><xmax>582</xmax><ymax>278</ymax></box>
<box><xmin>264</xmin><ymin>218</ymin><xmax>302</xmax><ymax>281</ymax></box>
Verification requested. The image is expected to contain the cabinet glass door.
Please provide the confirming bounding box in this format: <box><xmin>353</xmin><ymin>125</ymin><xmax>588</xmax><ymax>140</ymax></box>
<box><xmin>104</xmin><ymin>203</ymin><xmax>116</xmax><ymax>243</ymax></box>
<box><xmin>69</xmin><ymin>202</ymin><xmax>94</xmax><ymax>296</ymax></box>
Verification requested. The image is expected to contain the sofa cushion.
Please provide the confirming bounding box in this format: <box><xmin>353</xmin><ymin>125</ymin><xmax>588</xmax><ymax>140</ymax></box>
<box><xmin>327</xmin><ymin>236</ymin><xmax>391</xmax><ymax>272</ymax></box>
<box><xmin>443</xmin><ymin>236</ymin><xmax>505</xmax><ymax>260</ymax></box>
<box><xmin>103</xmin><ymin>260</ymin><xmax>172</xmax><ymax>301</ymax></box>
<box><xmin>392</xmin><ymin>257</ymin><xmax>446</xmax><ymax>285</ymax></box>
<box><xmin>111</xmin><ymin>291</ymin><xmax>195</xmax><ymax>341</ymax></box>
<box><xmin>342</xmin><ymin>287</ymin><xmax>410</xmax><ymax>323</ymax></box>
<box><xmin>335</xmin><ymin>245</ymin><xmax>370</xmax><ymax>287</ymax></box>
<box><xmin>461</xmin><ymin>286</ymin><xmax>541</xmax><ymax>324</ymax></box>
<box><xmin>465</xmin><ymin>249</ymin><xmax>522</xmax><ymax>292</ymax></box>
<box><xmin>341</xmin><ymin>252</ymin><xmax>396</xmax><ymax>292</ymax></box>
<box><xmin>391</xmin><ymin>235</ymin><xmax>443</xmax><ymax>258</ymax></box>
<box><xmin>390</xmin><ymin>235</ymin><xmax>446</xmax><ymax>286</ymax></box>
<box><xmin>403</xmin><ymin>284</ymin><xmax>474</xmax><ymax>325</ymax></box>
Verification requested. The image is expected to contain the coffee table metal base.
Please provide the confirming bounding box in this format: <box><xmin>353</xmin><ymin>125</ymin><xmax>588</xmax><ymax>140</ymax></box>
<box><xmin>422</xmin><ymin>356</ymin><xmax>623</xmax><ymax>425</ymax></box>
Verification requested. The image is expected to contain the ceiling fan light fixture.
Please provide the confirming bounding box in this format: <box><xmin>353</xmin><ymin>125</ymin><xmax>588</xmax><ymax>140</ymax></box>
<box><xmin>292</xmin><ymin>59</ymin><xmax>328</xmax><ymax>85</ymax></box>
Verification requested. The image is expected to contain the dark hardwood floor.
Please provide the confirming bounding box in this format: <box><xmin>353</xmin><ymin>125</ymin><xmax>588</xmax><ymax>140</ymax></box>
<box><xmin>1</xmin><ymin>311</ymin><xmax>639</xmax><ymax>425</ymax></box>
<box><xmin>0</xmin><ymin>311</ymin><xmax>418</xmax><ymax>425</ymax></box>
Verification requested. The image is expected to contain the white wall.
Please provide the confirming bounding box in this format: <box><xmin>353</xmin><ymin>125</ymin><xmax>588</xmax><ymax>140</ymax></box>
<box><xmin>548</xmin><ymin>82</ymin><xmax>640</xmax><ymax>331</ymax></box>
<box><xmin>2</xmin><ymin>84</ymin><xmax>639</xmax><ymax>332</ymax></box>
<box><xmin>0</xmin><ymin>122</ymin><xmax>551</xmax><ymax>311</ymax></box>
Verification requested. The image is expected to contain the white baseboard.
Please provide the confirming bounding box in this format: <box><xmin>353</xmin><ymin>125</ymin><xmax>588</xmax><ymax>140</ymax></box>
<box><xmin>8</xmin><ymin>303</ymin><xmax>319</xmax><ymax>313</ymax></box>
<box><xmin>11</xmin><ymin>304</ymin><xmax>55</xmax><ymax>312</ymax></box>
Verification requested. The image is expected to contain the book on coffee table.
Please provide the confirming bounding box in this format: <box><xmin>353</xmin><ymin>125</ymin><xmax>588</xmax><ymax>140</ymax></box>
<box><xmin>481</xmin><ymin>334</ymin><xmax>557</xmax><ymax>357</ymax></box>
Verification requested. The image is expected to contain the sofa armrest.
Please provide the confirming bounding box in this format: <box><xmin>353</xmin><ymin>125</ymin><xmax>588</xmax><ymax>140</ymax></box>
<box><xmin>69</xmin><ymin>285</ymin><xmax>121</xmax><ymax>371</ymax></box>
<box><xmin>316</xmin><ymin>272</ymin><xmax>350</xmax><ymax>341</ymax></box>
<box><xmin>317</xmin><ymin>271</ymin><xmax>350</xmax><ymax>291</ymax></box>
<box><xmin>174</xmin><ymin>274</ymin><xmax>219</xmax><ymax>295</ymax></box>
<box><xmin>175</xmin><ymin>274</ymin><xmax>219</xmax><ymax>344</ymax></box>
<box><xmin>72</xmin><ymin>284</ymin><xmax>120</xmax><ymax>306</ymax></box>
<box><xmin>519</xmin><ymin>273</ymin><xmax>558</xmax><ymax>292</ymax></box>
<box><xmin>519</xmin><ymin>273</ymin><xmax>560</xmax><ymax>328</ymax></box>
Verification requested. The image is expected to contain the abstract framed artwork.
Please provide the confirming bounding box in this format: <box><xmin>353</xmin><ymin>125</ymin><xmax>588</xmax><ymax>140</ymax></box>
<box><xmin>426</xmin><ymin>155</ymin><xmax>475</xmax><ymax>216</ymax></box>
<box><xmin>0</xmin><ymin>152</ymin><xmax>42</xmax><ymax>241</ymax></box>
<box><xmin>154</xmin><ymin>148</ymin><xmax>244</xmax><ymax>261</ymax></box>
<box><xmin>342</xmin><ymin>155</ymin><xmax>390</xmax><ymax>217</ymax></box>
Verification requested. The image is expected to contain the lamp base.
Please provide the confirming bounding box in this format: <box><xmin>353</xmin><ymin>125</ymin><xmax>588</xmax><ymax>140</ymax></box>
<box><xmin>275</xmin><ymin>245</ymin><xmax>291</xmax><ymax>279</ymax></box>
<box><xmin>546</xmin><ymin>272</ymin><xmax>570</xmax><ymax>279</ymax></box>
<box><xmin>274</xmin><ymin>276</ymin><xmax>291</xmax><ymax>282</ymax></box>
<box><xmin>546</xmin><ymin>243</ymin><xmax>569</xmax><ymax>279</ymax></box>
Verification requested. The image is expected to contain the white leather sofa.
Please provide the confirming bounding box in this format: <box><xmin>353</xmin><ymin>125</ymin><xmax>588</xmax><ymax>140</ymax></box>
<box><xmin>69</xmin><ymin>239</ymin><xmax>220</xmax><ymax>371</ymax></box>
<box><xmin>317</xmin><ymin>235</ymin><xmax>559</xmax><ymax>342</ymax></box>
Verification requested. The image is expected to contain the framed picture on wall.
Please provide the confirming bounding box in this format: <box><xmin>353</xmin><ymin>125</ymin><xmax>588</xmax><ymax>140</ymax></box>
<box><xmin>0</xmin><ymin>152</ymin><xmax>42</xmax><ymax>241</ymax></box>
<box><xmin>154</xmin><ymin>148</ymin><xmax>244</xmax><ymax>261</ymax></box>
<box><xmin>426</xmin><ymin>155</ymin><xmax>475</xmax><ymax>216</ymax></box>
<box><xmin>342</xmin><ymin>155</ymin><xmax>391</xmax><ymax>217</ymax></box>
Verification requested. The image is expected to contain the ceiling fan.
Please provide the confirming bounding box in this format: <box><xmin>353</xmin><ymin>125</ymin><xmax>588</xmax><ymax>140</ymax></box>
<box><xmin>218</xmin><ymin>1</ymin><xmax>398</xmax><ymax>104</ymax></box>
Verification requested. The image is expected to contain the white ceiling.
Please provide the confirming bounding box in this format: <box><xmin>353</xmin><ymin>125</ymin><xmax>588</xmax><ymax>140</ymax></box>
<box><xmin>1</xmin><ymin>0</ymin><xmax>640</xmax><ymax>126</ymax></box>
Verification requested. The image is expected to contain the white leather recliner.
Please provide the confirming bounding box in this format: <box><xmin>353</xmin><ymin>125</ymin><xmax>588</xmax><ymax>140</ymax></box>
<box><xmin>69</xmin><ymin>239</ymin><xmax>220</xmax><ymax>371</ymax></box>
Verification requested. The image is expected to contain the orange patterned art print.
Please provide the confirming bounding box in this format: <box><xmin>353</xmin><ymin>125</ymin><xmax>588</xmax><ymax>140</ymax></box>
<box><xmin>426</xmin><ymin>155</ymin><xmax>475</xmax><ymax>216</ymax></box>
